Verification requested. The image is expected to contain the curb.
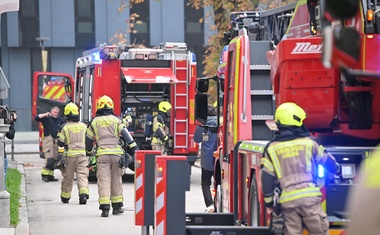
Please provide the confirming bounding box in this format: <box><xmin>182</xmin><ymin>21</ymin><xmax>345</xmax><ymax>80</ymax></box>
<box><xmin>9</xmin><ymin>162</ymin><xmax>29</xmax><ymax>235</ymax></box>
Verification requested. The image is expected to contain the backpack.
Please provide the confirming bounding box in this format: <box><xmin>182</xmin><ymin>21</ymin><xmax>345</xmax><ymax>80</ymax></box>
<box><xmin>144</xmin><ymin>114</ymin><xmax>154</xmax><ymax>138</ymax></box>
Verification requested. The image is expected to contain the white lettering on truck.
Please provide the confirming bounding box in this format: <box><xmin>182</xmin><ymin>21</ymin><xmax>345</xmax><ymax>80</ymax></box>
<box><xmin>291</xmin><ymin>42</ymin><xmax>323</xmax><ymax>54</ymax></box>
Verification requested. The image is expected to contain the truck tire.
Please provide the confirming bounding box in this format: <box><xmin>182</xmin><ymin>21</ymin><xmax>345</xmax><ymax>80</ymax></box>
<box><xmin>249</xmin><ymin>173</ymin><xmax>262</xmax><ymax>226</ymax></box>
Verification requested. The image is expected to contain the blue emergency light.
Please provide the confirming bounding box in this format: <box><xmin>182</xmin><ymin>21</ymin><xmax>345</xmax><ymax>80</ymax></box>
<box><xmin>92</xmin><ymin>52</ymin><xmax>101</xmax><ymax>63</ymax></box>
<box><xmin>318</xmin><ymin>165</ymin><xmax>324</xmax><ymax>178</ymax></box>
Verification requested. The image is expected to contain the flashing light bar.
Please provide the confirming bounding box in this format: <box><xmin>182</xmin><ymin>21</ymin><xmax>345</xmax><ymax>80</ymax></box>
<box><xmin>92</xmin><ymin>52</ymin><xmax>101</xmax><ymax>63</ymax></box>
<box><xmin>318</xmin><ymin>165</ymin><xmax>324</xmax><ymax>178</ymax></box>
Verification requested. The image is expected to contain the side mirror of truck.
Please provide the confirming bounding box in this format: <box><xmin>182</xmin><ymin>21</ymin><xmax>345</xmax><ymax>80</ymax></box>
<box><xmin>322</xmin><ymin>25</ymin><xmax>360</xmax><ymax>68</ymax></box>
<box><xmin>325</xmin><ymin>0</ymin><xmax>358</xmax><ymax>19</ymax></box>
<box><xmin>196</xmin><ymin>78</ymin><xmax>209</xmax><ymax>93</ymax></box>
<box><xmin>194</xmin><ymin>93</ymin><xmax>208</xmax><ymax>126</ymax></box>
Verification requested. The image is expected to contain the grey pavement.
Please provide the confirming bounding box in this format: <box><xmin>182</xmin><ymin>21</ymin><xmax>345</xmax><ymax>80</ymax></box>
<box><xmin>1</xmin><ymin>131</ymin><xmax>203</xmax><ymax>235</ymax></box>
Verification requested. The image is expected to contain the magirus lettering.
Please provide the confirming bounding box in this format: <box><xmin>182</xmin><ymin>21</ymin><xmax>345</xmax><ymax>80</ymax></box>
<box><xmin>291</xmin><ymin>42</ymin><xmax>323</xmax><ymax>54</ymax></box>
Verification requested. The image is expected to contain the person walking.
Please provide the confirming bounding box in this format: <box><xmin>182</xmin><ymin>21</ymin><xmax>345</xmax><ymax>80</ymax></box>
<box><xmin>193</xmin><ymin>106</ymin><xmax>218</xmax><ymax>213</ymax></box>
<box><xmin>85</xmin><ymin>95</ymin><xmax>138</xmax><ymax>217</ymax></box>
<box><xmin>35</xmin><ymin>106</ymin><xmax>65</xmax><ymax>182</ymax></box>
<box><xmin>346</xmin><ymin>146</ymin><xmax>380</xmax><ymax>235</ymax></box>
<box><xmin>57</xmin><ymin>102</ymin><xmax>89</xmax><ymax>204</ymax></box>
<box><xmin>260</xmin><ymin>102</ymin><xmax>341</xmax><ymax>235</ymax></box>
<box><xmin>4</xmin><ymin>111</ymin><xmax>16</xmax><ymax>189</ymax></box>
<box><xmin>151</xmin><ymin>101</ymin><xmax>172</xmax><ymax>154</ymax></box>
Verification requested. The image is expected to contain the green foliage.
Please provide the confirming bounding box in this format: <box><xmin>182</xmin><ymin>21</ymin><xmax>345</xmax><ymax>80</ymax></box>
<box><xmin>6</xmin><ymin>168</ymin><xmax>21</xmax><ymax>226</ymax></box>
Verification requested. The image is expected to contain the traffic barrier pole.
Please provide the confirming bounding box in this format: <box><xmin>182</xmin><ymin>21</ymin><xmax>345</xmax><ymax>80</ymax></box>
<box><xmin>155</xmin><ymin>155</ymin><xmax>190</xmax><ymax>235</ymax></box>
<box><xmin>134</xmin><ymin>150</ymin><xmax>161</xmax><ymax>235</ymax></box>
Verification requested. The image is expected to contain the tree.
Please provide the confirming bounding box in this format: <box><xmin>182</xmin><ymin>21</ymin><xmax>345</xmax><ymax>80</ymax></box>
<box><xmin>114</xmin><ymin>0</ymin><xmax>296</xmax><ymax>75</ymax></box>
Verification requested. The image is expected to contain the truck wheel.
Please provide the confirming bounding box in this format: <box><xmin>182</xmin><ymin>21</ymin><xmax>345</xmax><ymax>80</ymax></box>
<box><xmin>249</xmin><ymin>174</ymin><xmax>261</xmax><ymax>226</ymax></box>
<box><xmin>214</xmin><ymin>184</ymin><xmax>223</xmax><ymax>213</ymax></box>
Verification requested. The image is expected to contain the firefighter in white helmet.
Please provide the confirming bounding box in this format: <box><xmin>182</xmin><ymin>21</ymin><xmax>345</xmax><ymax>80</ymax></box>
<box><xmin>260</xmin><ymin>102</ymin><xmax>341</xmax><ymax>235</ymax></box>
<box><xmin>85</xmin><ymin>95</ymin><xmax>138</xmax><ymax>217</ymax></box>
<box><xmin>151</xmin><ymin>101</ymin><xmax>172</xmax><ymax>154</ymax></box>
<box><xmin>57</xmin><ymin>102</ymin><xmax>89</xmax><ymax>204</ymax></box>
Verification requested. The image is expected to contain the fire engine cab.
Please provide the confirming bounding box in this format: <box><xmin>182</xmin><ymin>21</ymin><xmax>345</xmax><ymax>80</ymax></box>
<box><xmin>192</xmin><ymin>0</ymin><xmax>379</xmax><ymax>234</ymax></box>
<box><xmin>33</xmin><ymin>42</ymin><xmax>199</xmax><ymax>165</ymax></box>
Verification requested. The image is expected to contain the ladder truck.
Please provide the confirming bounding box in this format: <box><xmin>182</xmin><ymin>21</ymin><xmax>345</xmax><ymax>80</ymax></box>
<box><xmin>190</xmin><ymin>0</ymin><xmax>380</xmax><ymax>234</ymax></box>
<box><xmin>33</xmin><ymin>42</ymin><xmax>199</xmax><ymax>168</ymax></box>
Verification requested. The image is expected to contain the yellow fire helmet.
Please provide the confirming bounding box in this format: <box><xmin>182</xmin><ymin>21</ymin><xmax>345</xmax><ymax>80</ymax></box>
<box><xmin>97</xmin><ymin>95</ymin><xmax>114</xmax><ymax>111</ymax></box>
<box><xmin>158</xmin><ymin>101</ymin><xmax>172</xmax><ymax>113</ymax></box>
<box><xmin>64</xmin><ymin>102</ymin><xmax>79</xmax><ymax>116</ymax></box>
<box><xmin>275</xmin><ymin>102</ymin><xmax>306</xmax><ymax>127</ymax></box>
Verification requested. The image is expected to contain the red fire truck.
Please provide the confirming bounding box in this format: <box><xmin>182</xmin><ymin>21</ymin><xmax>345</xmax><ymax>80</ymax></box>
<box><xmin>33</xmin><ymin>42</ymin><xmax>199</xmax><ymax>164</ymax></box>
<box><xmin>193</xmin><ymin>0</ymin><xmax>379</xmax><ymax>234</ymax></box>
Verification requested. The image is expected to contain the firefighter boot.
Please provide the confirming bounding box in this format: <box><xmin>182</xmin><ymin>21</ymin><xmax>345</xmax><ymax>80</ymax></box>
<box><xmin>100</xmin><ymin>204</ymin><xmax>110</xmax><ymax>217</ymax></box>
<box><xmin>61</xmin><ymin>197</ymin><xmax>70</xmax><ymax>204</ymax></box>
<box><xmin>112</xmin><ymin>202</ymin><xmax>124</xmax><ymax>215</ymax></box>
<box><xmin>48</xmin><ymin>176</ymin><xmax>58</xmax><ymax>182</ymax></box>
<box><xmin>41</xmin><ymin>175</ymin><xmax>49</xmax><ymax>182</ymax></box>
<box><xmin>79</xmin><ymin>194</ymin><xmax>88</xmax><ymax>205</ymax></box>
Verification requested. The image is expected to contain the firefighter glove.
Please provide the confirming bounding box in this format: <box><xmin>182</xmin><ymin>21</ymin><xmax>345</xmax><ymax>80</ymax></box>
<box><xmin>87</xmin><ymin>155</ymin><xmax>97</xmax><ymax>171</ymax></box>
<box><xmin>54</xmin><ymin>155</ymin><xmax>66</xmax><ymax>171</ymax></box>
<box><xmin>270</xmin><ymin>212</ymin><xmax>285</xmax><ymax>235</ymax></box>
<box><xmin>118</xmin><ymin>153</ymin><xmax>132</xmax><ymax>168</ymax></box>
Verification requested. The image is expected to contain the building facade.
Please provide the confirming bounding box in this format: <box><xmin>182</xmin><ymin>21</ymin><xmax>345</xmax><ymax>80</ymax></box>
<box><xmin>0</xmin><ymin>0</ymin><xmax>215</xmax><ymax>131</ymax></box>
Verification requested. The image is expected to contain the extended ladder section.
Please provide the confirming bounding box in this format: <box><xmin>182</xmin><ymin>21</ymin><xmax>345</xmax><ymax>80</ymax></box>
<box><xmin>172</xmin><ymin>50</ymin><xmax>190</xmax><ymax>152</ymax></box>
<box><xmin>249</xmin><ymin>41</ymin><xmax>275</xmax><ymax>140</ymax></box>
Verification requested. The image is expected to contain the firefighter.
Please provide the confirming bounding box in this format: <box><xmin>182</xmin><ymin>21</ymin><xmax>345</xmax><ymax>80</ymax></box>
<box><xmin>260</xmin><ymin>102</ymin><xmax>341</xmax><ymax>235</ymax></box>
<box><xmin>35</xmin><ymin>106</ymin><xmax>65</xmax><ymax>182</ymax></box>
<box><xmin>85</xmin><ymin>95</ymin><xmax>138</xmax><ymax>217</ymax></box>
<box><xmin>346</xmin><ymin>147</ymin><xmax>380</xmax><ymax>235</ymax></box>
<box><xmin>57</xmin><ymin>102</ymin><xmax>89</xmax><ymax>204</ymax></box>
<box><xmin>151</xmin><ymin>101</ymin><xmax>172</xmax><ymax>154</ymax></box>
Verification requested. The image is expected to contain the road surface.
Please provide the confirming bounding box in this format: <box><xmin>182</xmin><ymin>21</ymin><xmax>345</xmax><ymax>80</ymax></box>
<box><xmin>13</xmin><ymin>152</ymin><xmax>205</xmax><ymax>235</ymax></box>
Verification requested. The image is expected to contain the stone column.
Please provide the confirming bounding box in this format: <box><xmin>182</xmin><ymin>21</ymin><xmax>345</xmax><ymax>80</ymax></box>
<box><xmin>0</xmin><ymin>119</ymin><xmax>10</xmax><ymax>227</ymax></box>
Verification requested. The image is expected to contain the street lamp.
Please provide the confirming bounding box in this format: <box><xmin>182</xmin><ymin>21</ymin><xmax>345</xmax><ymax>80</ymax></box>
<box><xmin>36</xmin><ymin>37</ymin><xmax>50</xmax><ymax>72</ymax></box>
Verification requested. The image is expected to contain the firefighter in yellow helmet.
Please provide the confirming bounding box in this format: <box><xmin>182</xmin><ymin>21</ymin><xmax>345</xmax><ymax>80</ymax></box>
<box><xmin>346</xmin><ymin>146</ymin><xmax>380</xmax><ymax>235</ymax></box>
<box><xmin>85</xmin><ymin>95</ymin><xmax>138</xmax><ymax>217</ymax></box>
<box><xmin>57</xmin><ymin>102</ymin><xmax>89</xmax><ymax>204</ymax></box>
<box><xmin>260</xmin><ymin>102</ymin><xmax>341</xmax><ymax>235</ymax></box>
<box><xmin>151</xmin><ymin>101</ymin><xmax>172</xmax><ymax>154</ymax></box>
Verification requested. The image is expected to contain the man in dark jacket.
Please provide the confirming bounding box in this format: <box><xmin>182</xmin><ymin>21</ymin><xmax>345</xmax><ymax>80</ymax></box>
<box><xmin>35</xmin><ymin>106</ymin><xmax>65</xmax><ymax>182</ymax></box>
<box><xmin>193</xmin><ymin>107</ymin><xmax>218</xmax><ymax>213</ymax></box>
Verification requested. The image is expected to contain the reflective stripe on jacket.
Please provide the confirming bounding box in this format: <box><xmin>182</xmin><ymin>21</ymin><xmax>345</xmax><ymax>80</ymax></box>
<box><xmin>262</xmin><ymin>137</ymin><xmax>338</xmax><ymax>203</ymax></box>
<box><xmin>57</xmin><ymin>121</ymin><xmax>87</xmax><ymax>157</ymax></box>
<box><xmin>86</xmin><ymin>115</ymin><xmax>124</xmax><ymax>156</ymax></box>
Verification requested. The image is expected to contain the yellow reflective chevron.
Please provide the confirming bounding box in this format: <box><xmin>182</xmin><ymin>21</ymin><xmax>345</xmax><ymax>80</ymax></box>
<box><xmin>261</xmin><ymin>157</ymin><xmax>275</xmax><ymax>172</ymax></box>
<box><xmin>99</xmin><ymin>196</ymin><xmax>110</xmax><ymax>205</ymax></box>
<box><xmin>111</xmin><ymin>195</ymin><xmax>123</xmax><ymax>203</ymax></box>
<box><xmin>264</xmin><ymin>196</ymin><xmax>273</xmax><ymax>204</ymax></box>
<box><xmin>280</xmin><ymin>186</ymin><xmax>322</xmax><ymax>203</ymax></box>
<box><xmin>79</xmin><ymin>187</ymin><xmax>89</xmax><ymax>195</ymax></box>
<box><xmin>96</xmin><ymin>148</ymin><xmax>124</xmax><ymax>155</ymax></box>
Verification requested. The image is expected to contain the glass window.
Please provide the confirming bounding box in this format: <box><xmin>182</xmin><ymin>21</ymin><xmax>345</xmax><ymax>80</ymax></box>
<box><xmin>130</xmin><ymin>1</ymin><xmax>150</xmax><ymax>46</ymax></box>
<box><xmin>75</xmin><ymin>0</ymin><xmax>95</xmax><ymax>48</ymax></box>
<box><xmin>19</xmin><ymin>0</ymin><xmax>39</xmax><ymax>47</ymax></box>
